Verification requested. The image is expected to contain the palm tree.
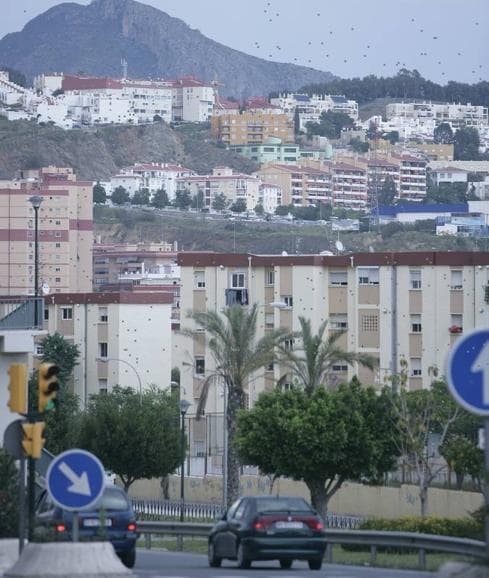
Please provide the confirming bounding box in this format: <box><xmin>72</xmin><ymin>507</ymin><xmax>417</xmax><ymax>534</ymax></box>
<box><xmin>278</xmin><ymin>317</ymin><xmax>376</xmax><ymax>396</ymax></box>
<box><xmin>186</xmin><ymin>304</ymin><xmax>289</xmax><ymax>507</ymax></box>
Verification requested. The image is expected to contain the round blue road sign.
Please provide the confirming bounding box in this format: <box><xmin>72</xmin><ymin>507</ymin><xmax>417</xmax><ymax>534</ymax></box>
<box><xmin>446</xmin><ymin>328</ymin><xmax>489</xmax><ymax>416</ymax></box>
<box><xmin>46</xmin><ymin>449</ymin><xmax>105</xmax><ymax>511</ymax></box>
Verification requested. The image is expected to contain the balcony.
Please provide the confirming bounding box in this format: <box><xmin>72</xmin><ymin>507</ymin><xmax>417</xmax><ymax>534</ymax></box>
<box><xmin>225</xmin><ymin>288</ymin><xmax>249</xmax><ymax>306</ymax></box>
<box><xmin>0</xmin><ymin>297</ymin><xmax>44</xmax><ymax>330</ymax></box>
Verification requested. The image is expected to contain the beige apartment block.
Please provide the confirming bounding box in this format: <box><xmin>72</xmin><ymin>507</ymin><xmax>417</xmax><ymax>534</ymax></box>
<box><xmin>175</xmin><ymin>251</ymin><xmax>489</xmax><ymax>415</ymax></box>
<box><xmin>211</xmin><ymin>111</ymin><xmax>294</xmax><ymax>146</ymax></box>
<box><xmin>42</xmin><ymin>292</ymin><xmax>174</xmax><ymax>405</ymax></box>
<box><xmin>0</xmin><ymin>166</ymin><xmax>93</xmax><ymax>296</ymax></box>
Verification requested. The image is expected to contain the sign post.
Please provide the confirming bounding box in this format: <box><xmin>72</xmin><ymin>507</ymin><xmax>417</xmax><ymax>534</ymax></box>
<box><xmin>447</xmin><ymin>328</ymin><xmax>489</xmax><ymax>559</ymax></box>
<box><xmin>46</xmin><ymin>449</ymin><xmax>105</xmax><ymax>542</ymax></box>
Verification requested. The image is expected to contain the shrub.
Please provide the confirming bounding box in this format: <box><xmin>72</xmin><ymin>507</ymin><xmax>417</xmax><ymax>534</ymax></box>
<box><xmin>341</xmin><ymin>516</ymin><xmax>483</xmax><ymax>553</ymax></box>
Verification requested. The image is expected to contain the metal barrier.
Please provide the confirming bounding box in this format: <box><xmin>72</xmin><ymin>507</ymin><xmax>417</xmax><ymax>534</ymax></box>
<box><xmin>131</xmin><ymin>498</ymin><xmax>363</xmax><ymax>529</ymax></box>
<box><xmin>136</xmin><ymin>520</ymin><xmax>486</xmax><ymax>570</ymax></box>
<box><xmin>0</xmin><ymin>296</ymin><xmax>44</xmax><ymax>330</ymax></box>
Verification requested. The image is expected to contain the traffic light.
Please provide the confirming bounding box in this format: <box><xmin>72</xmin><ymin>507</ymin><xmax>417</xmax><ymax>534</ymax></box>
<box><xmin>38</xmin><ymin>362</ymin><xmax>60</xmax><ymax>413</ymax></box>
<box><xmin>22</xmin><ymin>421</ymin><xmax>45</xmax><ymax>459</ymax></box>
<box><xmin>7</xmin><ymin>363</ymin><xmax>27</xmax><ymax>414</ymax></box>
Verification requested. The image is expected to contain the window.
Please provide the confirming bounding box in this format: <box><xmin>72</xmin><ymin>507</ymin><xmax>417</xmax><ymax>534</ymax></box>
<box><xmin>332</xmin><ymin>364</ymin><xmax>348</xmax><ymax>372</ymax></box>
<box><xmin>330</xmin><ymin>270</ymin><xmax>348</xmax><ymax>286</ymax></box>
<box><xmin>284</xmin><ymin>338</ymin><xmax>295</xmax><ymax>351</ymax></box>
<box><xmin>99</xmin><ymin>342</ymin><xmax>108</xmax><ymax>358</ymax></box>
<box><xmin>330</xmin><ymin>314</ymin><xmax>348</xmax><ymax>330</ymax></box>
<box><xmin>231</xmin><ymin>272</ymin><xmax>245</xmax><ymax>288</ymax></box>
<box><xmin>410</xmin><ymin>358</ymin><xmax>422</xmax><ymax>377</ymax></box>
<box><xmin>410</xmin><ymin>314</ymin><xmax>422</xmax><ymax>333</ymax></box>
<box><xmin>358</xmin><ymin>267</ymin><xmax>379</xmax><ymax>285</ymax></box>
<box><xmin>410</xmin><ymin>270</ymin><xmax>422</xmax><ymax>290</ymax></box>
<box><xmin>99</xmin><ymin>307</ymin><xmax>108</xmax><ymax>323</ymax></box>
<box><xmin>44</xmin><ymin>308</ymin><xmax>49</xmax><ymax>321</ymax></box>
<box><xmin>195</xmin><ymin>357</ymin><xmax>205</xmax><ymax>375</ymax></box>
<box><xmin>282</xmin><ymin>295</ymin><xmax>293</xmax><ymax>308</ymax></box>
<box><xmin>266</xmin><ymin>361</ymin><xmax>274</xmax><ymax>372</ymax></box>
<box><xmin>98</xmin><ymin>379</ymin><xmax>108</xmax><ymax>394</ymax></box>
<box><xmin>450</xmin><ymin>270</ymin><xmax>463</xmax><ymax>290</ymax></box>
<box><xmin>265</xmin><ymin>269</ymin><xmax>275</xmax><ymax>286</ymax></box>
<box><xmin>450</xmin><ymin>314</ymin><xmax>463</xmax><ymax>333</ymax></box>
<box><xmin>225</xmin><ymin>288</ymin><xmax>249</xmax><ymax>306</ymax></box>
<box><xmin>265</xmin><ymin>312</ymin><xmax>275</xmax><ymax>327</ymax></box>
<box><xmin>61</xmin><ymin>307</ymin><xmax>73</xmax><ymax>320</ymax></box>
<box><xmin>361</xmin><ymin>314</ymin><xmax>378</xmax><ymax>332</ymax></box>
<box><xmin>55</xmin><ymin>243</ymin><xmax>61</xmax><ymax>248</ymax></box>
<box><xmin>55</xmin><ymin>277</ymin><xmax>61</xmax><ymax>283</ymax></box>
<box><xmin>35</xmin><ymin>345</ymin><xmax>44</xmax><ymax>356</ymax></box>
<box><xmin>194</xmin><ymin>270</ymin><xmax>205</xmax><ymax>289</ymax></box>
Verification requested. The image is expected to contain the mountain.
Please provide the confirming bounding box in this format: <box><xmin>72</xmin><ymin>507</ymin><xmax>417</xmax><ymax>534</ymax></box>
<box><xmin>0</xmin><ymin>120</ymin><xmax>258</xmax><ymax>180</ymax></box>
<box><xmin>0</xmin><ymin>0</ymin><xmax>334</xmax><ymax>97</ymax></box>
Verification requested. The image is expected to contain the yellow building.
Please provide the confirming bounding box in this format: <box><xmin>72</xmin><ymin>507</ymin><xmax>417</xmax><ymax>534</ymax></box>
<box><xmin>211</xmin><ymin>111</ymin><xmax>294</xmax><ymax>146</ymax></box>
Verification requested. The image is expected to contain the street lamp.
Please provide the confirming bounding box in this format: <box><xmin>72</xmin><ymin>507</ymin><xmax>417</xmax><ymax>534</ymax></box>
<box><xmin>96</xmin><ymin>357</ymin><xmax>143</xmax><ymax>404</ymax></box>
<box><xmin>178</xmin><ymin>399</ymin><xmax>191</xmax><ymax>523</ymax></box>
<box><xmin>27</xmin><ymin>194</ymin><xmax>43</xmax><ymax>543</ymax></box>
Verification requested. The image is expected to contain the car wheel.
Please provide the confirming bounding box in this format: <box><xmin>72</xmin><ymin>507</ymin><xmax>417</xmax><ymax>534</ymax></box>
<box><xmin>308</xmin><ymin>558</ymin><xmax>322</xmax><ymax>571</ymax></box>
<box><xmin>280</xmin><ymin>559</ymin><xmax>293</xmax><ymax>569</ymax></box>
<box><xmin>120</xmin><ymin>548</ymin><xmax>136</xmax><ymax>569</ymax></box>
<box><xmin>208</xmin><ymin>540</ymin><xmax>222</xmax><ymax>568</ymax></box>
<box><xmin>236</xmin><ymin>542</ymin><xmax>251</xmax><ymax>569</ymax></box>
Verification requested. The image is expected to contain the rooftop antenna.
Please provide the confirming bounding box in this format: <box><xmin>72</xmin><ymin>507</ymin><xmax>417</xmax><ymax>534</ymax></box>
<box><xmin>211</xmin><ymin>75</ymin><xmax>225</xmax><ymax>108</ymax></box>
<box><xmin>335</xmin><ymin>239</ymin><xmax>344</xmax><ymax>254</ymax></box>
<box><xmin>121</xmin><ymin>58</ymin><xmax>128</xmax><ymax>80</ymax></box>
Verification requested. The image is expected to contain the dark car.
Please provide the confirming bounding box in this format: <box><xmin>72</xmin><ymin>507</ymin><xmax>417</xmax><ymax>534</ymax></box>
<box><xmin>36</xmin><ymin>485</ymin><xmax>137</xmax><ymax>568</ymax></box>
<box><xmin>208</xmin><ymin>495</ymin><xmax>326</xmax><ymax>570</ymax></box>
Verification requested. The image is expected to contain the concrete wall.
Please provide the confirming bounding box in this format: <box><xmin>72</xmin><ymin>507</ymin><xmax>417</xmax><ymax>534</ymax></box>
<box><xmin>129</xmin><ymin>474</ymin><xmax>483</xmax><ymax>519</ymax></box>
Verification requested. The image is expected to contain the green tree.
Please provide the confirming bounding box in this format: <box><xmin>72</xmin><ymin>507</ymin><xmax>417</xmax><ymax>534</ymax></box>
<box><xmin>191</xmin><ymin>190</ymin><xmax>205</xmax><ymax>211</ymax></box>
<box><xmin>111</xmin><ymin>186</ymin><xmax>130</xmax><ymax>205</ymax></box>
<box><xmin>350</xmin><ymin>137</ymin><xmax>369</xmax><ymax>153</ymax></box>
<box><xmin>433</xmin><ymin>122</ymin><xmax>454</xmax><ymax>145</ymax></box>
<box><xmin>212</xmin><ymin>193</ymin><xmax>228</xmax><ymax>212</ymax></box>
<box><xmin>77</xmin><ymin>386</ymin><xmax>180</xmax><ymax>491</ymax></box>
<box><xmin>236</xmin><ymin>380</ymin><xmax>399</xmax><ymax>517</ymax></box>
<box><xmin>185</xmin><ymin>305</ymin><xmax>289</xmax><ymax>507</ymax></box>
<box><xmin>131</xmin><ymin>188</ymin><xmax>150</xmax><ymax>206</ymax></box>
<box><xmin>440</xmin><ymin>435</ymin><xmax>483</xmax><ymax>490</ymax></box>
<box><xmin>383</xmin><ymin>131</ymin><xmax>400</xmax><ymax>145</ymax></box>
<box><xmin>173</xmin><ymin>189</ymin><xmax>192</xmax><ymax>211</ymax></box>
<box><xmin>230</xmin><ymin>198</ymin><xmax>247</xmax><ymax>213</ymax></box>
<box><xmin>425</xmin><ymin>182</ymin><xmax>469</xmax><ymax>204</ymax></box>
<box><xmin>378</xmin><ymin>175</ymin><xmax>397</xmax><ymax>206</ymax></box>
<box><xmin>278</xmin><ymin>317</ymin><xmax>376</xmax><ymax>396</ymax></box>
<box><xmin>0</xmin><ymin>448</ymin><xmax>18</xmax><ymax>537</ymax></box>
<box><xmin>151</xmin><ymin>188</ymin><xmax>170</xmax><ymax>208</ymax></box>
<box><xmin>38</xmin><ymin>333</ymin><xmax>80</xmax><ymax>454</ymax></box>
<box><xmin>306</xmin><ymin>111</ymin><xmax>354</xmax><ymax>139</ymax></box>
<box><xmin>254</xmin><ymin>203</ymin><xmax>264</xmax><ymax>216</ymax></box>
<box><xmin>454</xmin><ymin>127</ymin><xmax>481</xmax><ymax>161</ymax></box>
<box><xmin>93</xmin><ymin>182</ymin><xmax>107</xmax><ymax>204</ymax></box>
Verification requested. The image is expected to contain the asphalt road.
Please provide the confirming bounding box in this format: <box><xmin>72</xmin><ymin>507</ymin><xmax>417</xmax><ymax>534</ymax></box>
<box><xmin>133</xmin><ymin>550</ymin><xmax>433</xmax><ymax>578</ymax></box>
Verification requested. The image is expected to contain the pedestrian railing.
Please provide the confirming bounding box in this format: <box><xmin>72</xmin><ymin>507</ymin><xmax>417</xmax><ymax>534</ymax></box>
<box><xmin>131</xmin><ymin>498</ymin><xmax>363</xmax><ymax>528</ymax></box>
<box><xmin>136</xmin><ymin>520</ymin><xmax>486</xmax><ymax>570</ymax></box>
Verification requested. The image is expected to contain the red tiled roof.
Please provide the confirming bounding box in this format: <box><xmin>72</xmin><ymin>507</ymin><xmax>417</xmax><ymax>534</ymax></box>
<box><xmin>62</xmin><ymin>75</ymin><xmax>123</xmax><ymax>91</ymax></box>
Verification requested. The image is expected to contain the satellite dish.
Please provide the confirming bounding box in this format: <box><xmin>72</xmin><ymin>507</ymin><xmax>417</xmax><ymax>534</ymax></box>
<box><xmin>281</xmin><ymin>250</ymin><xmax>288</xmax><ymax>256</ymax></box>
<box><xmin>320</xmin><ymin>250</ymin><xmax>334</xmax><ymax>256</ymax></box>
<box><xmin>335</xmin><ymin>240</ymin><xmax>344</xmax><ymax>253</ymax></box>
<box><xmin>41</xmin><ymin>282</ymin><xmax>50</xmax><ymax>295</ymax></box>
<box><xmin>368</xmin><ymin>245</ymin><xmax>375</xmax><ymax>253</ymax></box>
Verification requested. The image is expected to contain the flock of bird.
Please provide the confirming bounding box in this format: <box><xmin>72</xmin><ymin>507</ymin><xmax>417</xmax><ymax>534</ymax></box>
<box><xmin>254</xmin><ymin>1</ymin><xmax>485</xmax><ymax>81</ymax></box>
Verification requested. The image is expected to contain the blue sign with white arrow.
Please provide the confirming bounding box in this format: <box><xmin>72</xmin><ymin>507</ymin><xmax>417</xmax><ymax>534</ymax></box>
<box><xmin>447</xmin><ymin>328</ymin><xmax>489</xmax><ymax>416</ymax></box>
<box><xmin>46</xmin><ymin>449</ymin><xmax>105</xmax><ymax>511</ymax></box>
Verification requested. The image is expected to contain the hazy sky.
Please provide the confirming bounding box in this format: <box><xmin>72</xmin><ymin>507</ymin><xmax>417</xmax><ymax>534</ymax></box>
<box><xmin>1</xmin><ymin>0</ymin><xmax>488</xmax><ymax>83</ymax></box>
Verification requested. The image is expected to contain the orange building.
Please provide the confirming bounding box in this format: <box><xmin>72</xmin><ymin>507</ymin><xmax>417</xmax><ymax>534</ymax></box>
<box><xmin>211</xmin><ymin>110</ymin><xmax>294</xmax><ymax>146</ymax></box>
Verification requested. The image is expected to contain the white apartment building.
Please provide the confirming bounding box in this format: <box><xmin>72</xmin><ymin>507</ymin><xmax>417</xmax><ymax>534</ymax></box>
<box><xmin>0</xmin><ymin>70</ymin><xmax>27</xmax><ymax>106</ymax></box>
<box><xmin>171</xmin><ymin>77</ymin><xmax>215</xmax><ymax>123</ymax></box>
<box><xmin>430</xmin><ymin>167</ymin><xmax>468</xmax><ymax>187</ymax></box>
<box><xmin>270</xmin><ymin>93</ymin><xmax>359</xmax><ymax>131</ymax></box>
<box><xmin>258</xmin><ymin>183</ymin><xmax>282</xmax><ymax>214</ymax></box>
<box><xmin>331</xmin><ymin>162</ymin><xmax>368</xmax><ymax>210</ymax></box>
<box><xmin>42</xmin><ymin>292</ymin><xmax>173</xmax><ymax>405</ymax></box>
<box><xmin>175</xmin><ymin>251</ymin><xmax>489</xmax><ymax>415</ymax></box>
<box><xmin>386</xmin><ymin>101</ymin><xmax>488</xmax><ymax>131</ymax></box>
<box><xmin>177</xmin><ymin>167</ymin><xmax>261</xmax><ymax>211</ymax></box>
<box><xmin>395</xmin><ymin>153</ymin><xmax>427</xmax><ymax>201</ymax></box>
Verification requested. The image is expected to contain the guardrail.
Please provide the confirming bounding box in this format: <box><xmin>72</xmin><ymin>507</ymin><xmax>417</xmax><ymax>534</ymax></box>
<box><xmin>136</xmin><ymin>521</ymin><xmax>486</xmax><ymax>570</ymax></box>
<box><xmin>131</xmin><ymin>498</ymin><xmax>362</xmax><ymax>529</ymax></box>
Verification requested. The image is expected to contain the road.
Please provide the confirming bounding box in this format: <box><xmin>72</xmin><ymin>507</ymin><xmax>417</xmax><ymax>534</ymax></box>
<box><xmin>133</xmin><ymin>550</ymin><xmax>433</xmax><ymax>578</ymax></box>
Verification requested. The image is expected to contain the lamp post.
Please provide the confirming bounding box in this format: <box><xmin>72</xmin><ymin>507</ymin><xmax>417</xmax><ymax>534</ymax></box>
<box><xmin>97</xmin><ymin>357</ymin><xmax>143</xmax><ymax>404</ymax></box>
<box><xmin>27</xmin><ymin>195</ymin><xmax>43</xmax><ymax>542</ymax></box>
<box><xmin>178</xmin><ymin>398</ymin><xmax>191</xmax><ymax>523</ymax></box>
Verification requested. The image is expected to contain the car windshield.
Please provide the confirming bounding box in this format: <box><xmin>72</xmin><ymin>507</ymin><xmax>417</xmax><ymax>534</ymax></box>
<box><xmin>94</xmin><ymin>488</ymin><xmax>130</xmax><ymax>511</ymax></box>
<box><xmin>255</xmin><ymin>497</ymin><xmax>313</xmax><ymax>513</ymax></box>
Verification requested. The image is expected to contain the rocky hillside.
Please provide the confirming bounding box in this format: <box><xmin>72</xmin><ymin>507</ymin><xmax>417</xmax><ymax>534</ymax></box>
<box><xmin>0</xmin><ymin>119</ymin><xmax>258</xmax><ymax>180</ymax></box>
<box><xmin>0</xmin><ymin>0</ymin><xmax>334</xmax><ymax>97</ymax></box>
